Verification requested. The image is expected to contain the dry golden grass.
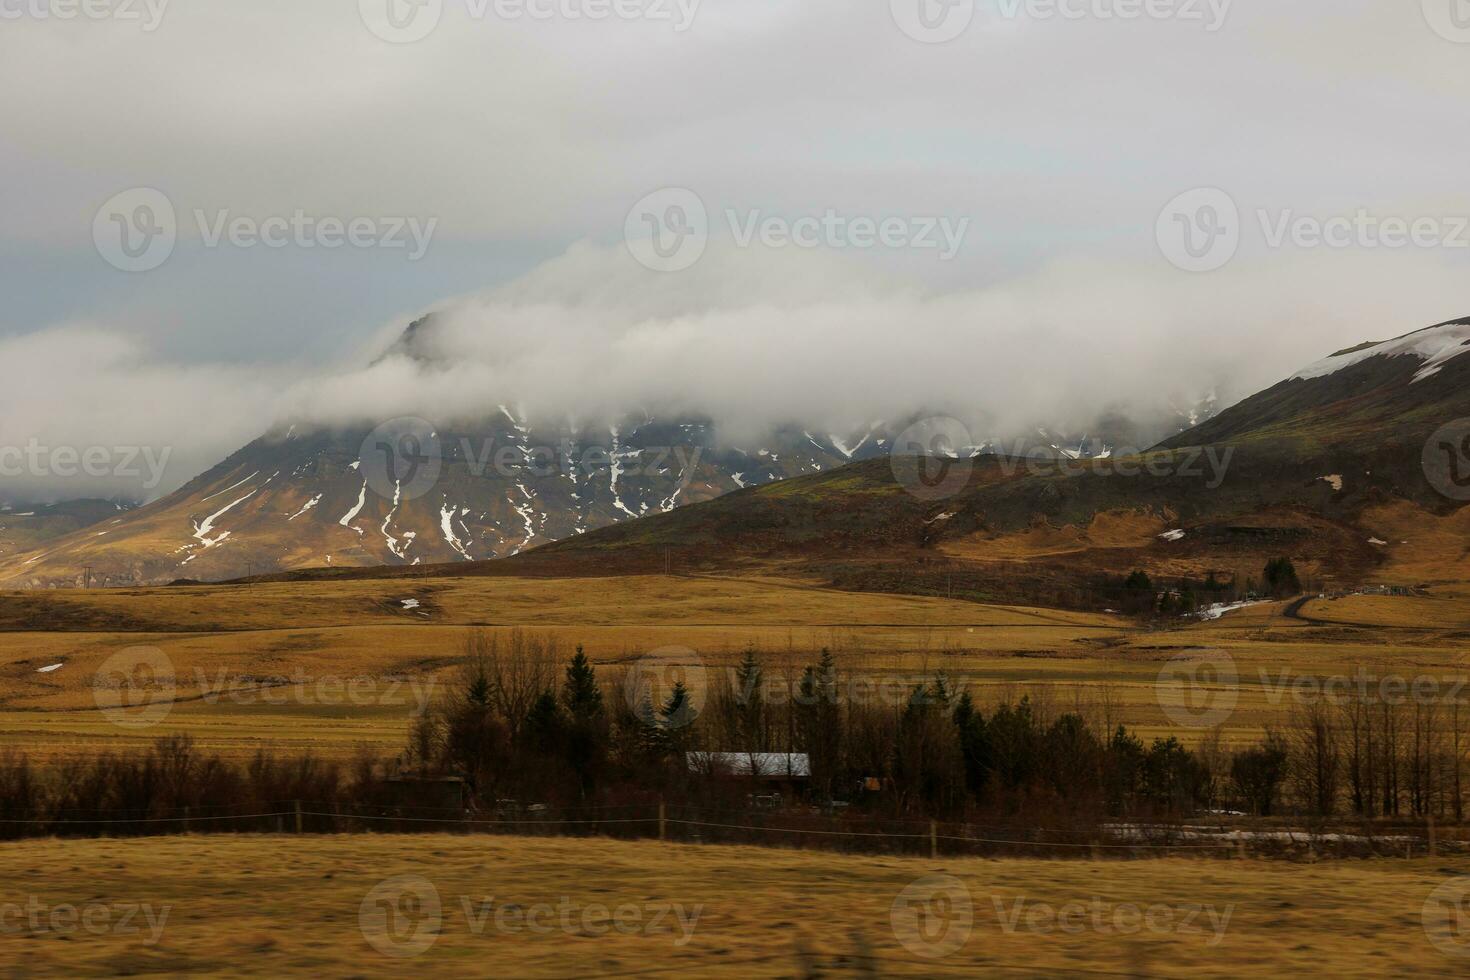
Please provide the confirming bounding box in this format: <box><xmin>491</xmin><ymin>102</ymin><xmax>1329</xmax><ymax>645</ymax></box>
<box><xmin>940</xmin><ymin>509</ymin><xmax>1169</xmax><ymax>561</ymax></box>
<box><xmin>4</xmin><ymin>572</ymin><xmax>1470</xmax><ymax>760</ymax></box>
<box><xmin>0</xmin><ymin>833</ymin><xmax>1464</xmax><ymax>977</ymax></box>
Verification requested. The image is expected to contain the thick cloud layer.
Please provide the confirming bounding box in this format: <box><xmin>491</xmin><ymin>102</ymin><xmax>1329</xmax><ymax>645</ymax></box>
<box><xmin>1</xmin><ymin>1</ymin><xmax>1467</xmax><ymax>500</ymax></box>
<box><xmin>6</xmin><ymin>243</ymin><xmax>1467</xmax><ymax>504</ymax></box>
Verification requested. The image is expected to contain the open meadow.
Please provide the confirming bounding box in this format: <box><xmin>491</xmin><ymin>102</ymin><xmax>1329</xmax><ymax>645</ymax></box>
<box><xmin>0</xmin><ymin>832</ymin><xmax>1465</xmax><ymax>977</ymax></box>
<box><xmin>1</xmin><ymin>572</ymin><xmax>1468</xmax><ymax>762</ymax></box>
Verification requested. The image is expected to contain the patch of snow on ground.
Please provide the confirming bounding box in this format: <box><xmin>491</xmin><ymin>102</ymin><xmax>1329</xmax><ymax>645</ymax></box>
<box><xmin>1369</xmin><ymin>537</ymin><xmax>1388</xmax><ymax>546</ymax></box>
<box><xmin>36</xmin><ymin>663</ymin><xmax>62</xmax><ymax>673</ymax></box>
<box><xmin>1159</xmin><ymin>529</ymin><xmax>1186</xmax><ymax>542</ymax></box>
<box><xmin>401</xmin><ymin>599</ymin><xmax>420</xmax><ymax>610</ymax></box>
<box><xmin>1197</xmin><ymin>600</ymin><xmax>1266</xmax><ymax>621</ymax></box>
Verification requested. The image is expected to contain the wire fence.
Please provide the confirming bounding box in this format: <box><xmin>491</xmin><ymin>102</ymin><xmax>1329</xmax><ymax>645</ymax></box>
<box><xmin>0</xmin><ymin>800</ymin><xmax>1460</xmax><ymax>860</ymax></box>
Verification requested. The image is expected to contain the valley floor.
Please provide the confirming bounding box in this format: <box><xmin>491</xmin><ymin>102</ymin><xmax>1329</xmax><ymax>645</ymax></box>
<box><xmin>2</xmin><ymin>574</ymin><xmax>1469</xmax><ymax>760</ymax></box>
<box><xmin>0</xmin><ymin>833</ymin><xmax>1463</xmax><ymax>977</ymax></box>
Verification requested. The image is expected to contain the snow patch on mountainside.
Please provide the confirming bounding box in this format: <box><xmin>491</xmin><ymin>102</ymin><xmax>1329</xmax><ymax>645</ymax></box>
<box><xmin>288</xmin><ymin>494</ymin><xmax>323</xmax><ymax>521</ymax></box>
<box><xmin>440</xmin><ymin>501</ymin><xmax>472</xmax><ymax>560</ymax></box>
<box><xmin>1291</xmin><ymin>319</ymin><xmax>1470</xmax><ymax>383</ymax></box>
<box><xmin>339</xmin><ymin>481</ymin><xmax>367</xmax><ymax>535</ymax></box>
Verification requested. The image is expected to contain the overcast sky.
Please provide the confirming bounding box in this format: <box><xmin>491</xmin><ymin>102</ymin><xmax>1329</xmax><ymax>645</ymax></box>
<box><xmin>2</xmin><ymin>1</ymin><xmax>1468</xmax><ymax>501</ymax></box>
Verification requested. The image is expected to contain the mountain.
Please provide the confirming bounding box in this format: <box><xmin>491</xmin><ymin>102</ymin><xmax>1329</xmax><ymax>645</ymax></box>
<box><xmin>494</xmin><ymin>316</ymin><xmax>1470</xmax><ymax>604</ymax></box>
<box><xmin>1163</xmin><ymin>317</ymin><xmax>1470</xmax><ymax>444</ymax></box>
<box><xmin>0</xmin><ymin>311</ymin><xmax>1213</xmax><ymax>589</ymax></box>
<box><xmin>0</xmin><ymin>500</ymin><xmax>135</xmax><ymax>568</ymax></box>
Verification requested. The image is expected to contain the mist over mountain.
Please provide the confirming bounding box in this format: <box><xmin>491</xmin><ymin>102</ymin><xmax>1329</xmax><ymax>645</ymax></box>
<box><xmin>6</xmin><ymin>244</ymin><xmax>1470</xmax><ymax>509</ymax></box>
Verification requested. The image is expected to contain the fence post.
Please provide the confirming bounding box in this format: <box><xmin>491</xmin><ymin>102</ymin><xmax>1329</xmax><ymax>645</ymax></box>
<box><xmin>930</xmin><ymin>820</ymin><xmax>938</xmax><ymax>860</ymax></box>
<box><xmin>295</xmin><ymin>800</ymin><xmax>303</xmax><ymax>834</ymax></box>
<box><xmin>659</xmin><ymin>798</ymin><xmax>667</xmax><ymax>842</ymax></box>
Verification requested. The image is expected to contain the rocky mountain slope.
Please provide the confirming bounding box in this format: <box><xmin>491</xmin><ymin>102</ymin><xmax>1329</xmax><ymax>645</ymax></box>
<box><xmin>4</xmin><ymin>309</ymin><xmax>1201</xmax><ymax>588</ymax></box>
<box><xmin>495</xmin><ymin>316</ymin><xmax>1470</xmax><ymax>604</ymax></box>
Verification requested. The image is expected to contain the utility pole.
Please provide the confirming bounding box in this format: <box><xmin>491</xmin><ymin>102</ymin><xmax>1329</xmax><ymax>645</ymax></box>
<box><xmin>83</xmin><ymin>565</ymin><xmax>92</xmax><ymax>589</ymax></box>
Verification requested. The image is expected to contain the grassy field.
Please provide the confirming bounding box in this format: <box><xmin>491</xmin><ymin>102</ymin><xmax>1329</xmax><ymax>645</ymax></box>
<box><xmin>2</xmin><ymin>573</ymin><xmax>1468</xmax><ymax>762</ymax></box>
<box><xmin>0</xmin><ymin>833</ymin><xmax>1464</xmax><ymax>977</ymax></box>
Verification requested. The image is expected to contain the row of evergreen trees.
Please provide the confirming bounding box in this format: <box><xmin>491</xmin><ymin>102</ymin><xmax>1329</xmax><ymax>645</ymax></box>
<box><xmin>1117</xmin><ymin>557</ymin><xmax>1302</xmax><ymax>616</ymax></box>
<box><xmin>405</xmin><ymin>632</ymin><xmax>1302</xmax><ymax>822</ymax></box>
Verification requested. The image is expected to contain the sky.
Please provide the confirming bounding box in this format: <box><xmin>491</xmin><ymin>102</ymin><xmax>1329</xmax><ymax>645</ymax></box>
<box><xmin>2</xmin><ymin>0</ymin><xmax>1468</xmax><ymax>501</ymax></box>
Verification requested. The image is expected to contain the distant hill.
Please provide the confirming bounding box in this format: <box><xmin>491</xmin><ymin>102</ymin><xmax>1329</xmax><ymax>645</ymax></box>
<box><xmin>0</xmin><ymin>500</ymin><xmax>134</xmax><ymax>568</ymax></box>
